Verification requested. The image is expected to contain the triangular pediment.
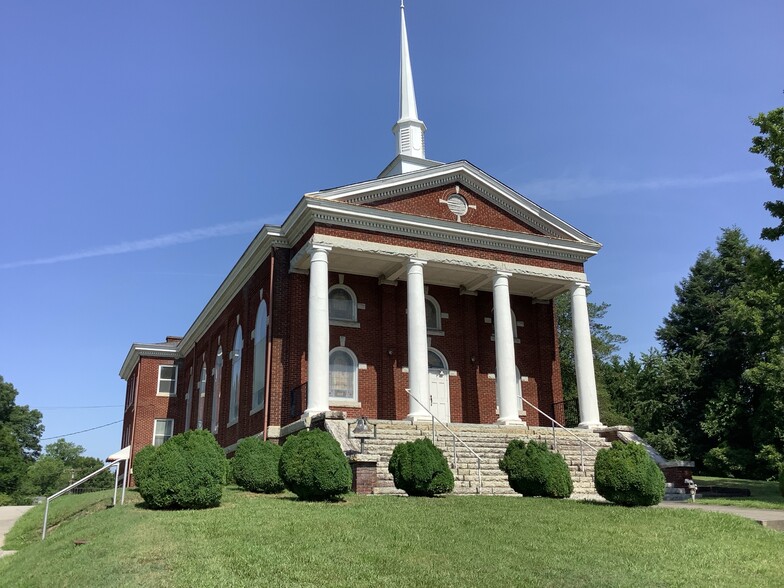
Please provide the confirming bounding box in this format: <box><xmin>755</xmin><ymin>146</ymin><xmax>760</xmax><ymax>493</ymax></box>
<box><xmin>311</xmin><ymin>161</ymin><xmax>599</xmax><ymax>246</ymax></box>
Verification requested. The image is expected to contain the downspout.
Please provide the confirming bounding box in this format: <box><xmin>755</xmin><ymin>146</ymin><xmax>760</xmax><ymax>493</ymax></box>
<box><xmin>263</xmin><ymin>250</ymin><xmax>276</xmax><ymax>440</ymax></box>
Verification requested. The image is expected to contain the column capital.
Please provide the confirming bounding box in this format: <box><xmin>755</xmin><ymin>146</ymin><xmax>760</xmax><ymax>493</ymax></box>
<box><xmin>407</xmin><ymin>258</ymin><xmax>427</xmax><ymax>268</ymax></box>
<box><xmin>308</xmin><ymin>244</ymin><xmax>332</xmax><ymax>257</ymax></box>
<box><xmin>493</xmin><ymin>271</ymin><xmax>513</xmax><ymax>280</ymax></box>
<box><xmin>570</xmin><ymin>281</ymin><xmax>590</xmax><ymax>293</ymax></box>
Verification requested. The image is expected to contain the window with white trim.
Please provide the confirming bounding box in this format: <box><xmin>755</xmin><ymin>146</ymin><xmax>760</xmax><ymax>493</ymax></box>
<box><xmin>184</xmin><ymin>369</ymin><xmax>194</xmax><ymax>431</ymax></box>
<box><xmin>228</xmin><ymin>327</ymin><xmax>242</xmax><ymax>425</ymax></box>
<box><xmin>211</xmin><ymin>347</ymin><xmax>223</xmax><ymax>435</ymax></box>
<box><xmin>516</xmin><ymin>366</ymin><xmax>523</xmax><ymax>413</ymax></box>
<box><xmin>252</xmin><ymin>300</ymin><xmax>267</xmax><ymax>411</ymax></box>
<box><xmin>491</xmin><ymin>309</ymin><xmax>520</xmax><ymax>342</ymax></box>
<box><xmin>328</xmin><ymin>285</ymin><xmax>357</xmax><ymax>322</ymax></box>
<box><xmin>425</xmin><ymin>296</ymin><xmax>441</xmax><ymax>331</ymax></box>
<box><xmin>157</xmin><ymin>365</ymin><xmax>178</xmax><ymax>396</ymax></box>
<box><xmin>197</xmin><ymin>363</ymin><xmax>207</xmax><ymax>429</ymax></box>
<box><xmin>153</xmin><ymin>419</ymin><xmax>174</xmax><ymax>446</ymax></box>
<box><xmin>329</xmin><ymin>347</ymin><xmax>358</xmax><ymax>400</ymax></box>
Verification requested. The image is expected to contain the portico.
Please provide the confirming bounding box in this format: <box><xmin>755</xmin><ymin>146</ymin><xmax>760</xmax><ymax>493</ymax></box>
<box><xmin>291</xmin><ymin>221</ymin><xmax>602</xmax><ymax>429</ymax></box>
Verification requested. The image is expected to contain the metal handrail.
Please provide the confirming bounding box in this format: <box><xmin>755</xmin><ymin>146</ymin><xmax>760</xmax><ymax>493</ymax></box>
<box><xmin>403</xmin><ymin>388</ymin><xmax>482</xmax><ymax>494</ymax></box>
<box><xmin>520</xmin><ymin>397</ymin><xmax>601</xmax><ymax>471</ymax></box>
<box><xmin>42</xmin><ymin>456</ymin><xmax>128</xmax><ymax>540</ymax></box>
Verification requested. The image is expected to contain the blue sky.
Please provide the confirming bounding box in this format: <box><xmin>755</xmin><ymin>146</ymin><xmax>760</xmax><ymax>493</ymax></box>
<box><xmin>1</xmin><ymin>1</ymin><xmax>782</xmax><ymax>460</ymax></box>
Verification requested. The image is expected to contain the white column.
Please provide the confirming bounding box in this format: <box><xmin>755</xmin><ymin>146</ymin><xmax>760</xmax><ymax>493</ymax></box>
<box><xmin>493</xmin><ymin>272</ymin><xmax>522</xmax><ymax>425</ymax></box>
<box><xmin>406</xmin><ymin>259</ymin><xmax>430</xmax><ymax>421</ymax></box>
<box><xmin>305</xmin><ymin>245</ymin><xmax>331</xmax><ymax>418</ymax></box>
<box><xmin>571</xmin><ymin>282</ymin><xmax>603</xmax><ymax>428</ymax></box>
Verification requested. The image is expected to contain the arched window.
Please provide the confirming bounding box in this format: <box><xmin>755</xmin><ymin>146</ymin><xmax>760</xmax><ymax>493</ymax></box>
<box><xmin>228</xmin><ymin>327</ymin><xmax>242</xmax><ymax>425</ymax></box>
<box><xmin>425</xmin><ymin>296</ymin><xmax>441</xmax><ymax>331</ymax></box>
<box><xmin>516</xmin><ymin>366</ymin><xmax>523</xmax><ymax>413</ymax></box>
<box><xmin>328</xmin><ymin>285</ymin><xmax>357</xmax><ymax>322</ymax></box>
<box><xmin>491</xmin><ymin>309</ymin><xmax>519</xmax><ymax>341</ymax></box>
<box><xmin>428</xmin><ymin>348</ymin><xmax>447</xmax><ymax>370</ymax></box>
<box><xmin>184</xmin><ymin>368</ymin><xmax>194</xmax><ymax>431</ymax></box>
<box><xmin>197</xmin><ymin>363</ymin><xmax>206</xmax><ymax>429</ymax></box>
<box><xmin>329</xmin><ymin>347</ymin><xmax>358</xmax><ymax>400</ymax></box>
<box><xmin>211</xmin><ymin>347</ymin><xmax>223</xmax><ymax>435</ymax></box>
<box><xmin>252</xmin><ymin>300</ymin><xmax>267</xmax><ymax>411</ymax></box>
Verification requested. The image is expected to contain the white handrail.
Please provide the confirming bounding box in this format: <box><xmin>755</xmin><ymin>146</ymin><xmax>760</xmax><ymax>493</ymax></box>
<box><xmin>403</xmin><ymin>388</ymin><xmax>482</xmax><ymax>494</ymax></box>
<box><xmin>42</xmin><ymin>457</ymin><xmax>128</xmax><ymax>540</ymax></box>
<box><xmin>520</xmin><ymin>397</ymin><xmax>601</xmax><ymax>470</ymax></box>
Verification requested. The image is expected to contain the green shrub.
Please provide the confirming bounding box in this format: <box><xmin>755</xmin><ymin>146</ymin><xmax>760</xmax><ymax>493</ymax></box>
<box><xmin>703</xmin><ymin>445</ymin><xmax>754</xmax><ymax>478</ymax></box>
<box><xmin>0</xmin><ymin>492</ymin><xmax>12</xmax><ymax>506</ymax></box>
<box><xmin>278</xmin><ymin>429</ymin><xmax>351</xmax><ymax>501</ymax></box>
<box><xmin>232</xmin><ymin>437</ymin><xmax>284</xmax><ymax>493</ymax></box>
<box><xmin>135</xmin><ymin>430</ymin><xmax>227</xmax><ymax>509</ymax></box>
<box><xmin>388</xmin><ymin>438</ymin><xmax>454</xmax><ymax>497</ymax></box>
<box><xmin>595</xmin><ymin>441</ymin><xmax>665</xmax><ymax>506</ymax></box>
<box><xmin>498</xmin><ymin>439</ymin><xmax>573</xmax><ymax>498</ymax></box>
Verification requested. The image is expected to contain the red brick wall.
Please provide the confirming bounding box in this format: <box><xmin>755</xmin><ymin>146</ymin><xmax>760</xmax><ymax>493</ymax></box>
<box><xmin>129</xmin><ymin>357</ymin><xmax>177</xmax><ymax>470</ymax></box>
<box><xmin>364</xmin><ymin>183</ymin><xmax>549</xmax><ymax>236</ymax></box>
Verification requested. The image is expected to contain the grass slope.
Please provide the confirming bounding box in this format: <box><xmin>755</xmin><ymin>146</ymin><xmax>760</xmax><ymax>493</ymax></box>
<box><xmin>1</xmin><ymin>488</ymin><xmax>783</xmax><ymax>587</ymax></box>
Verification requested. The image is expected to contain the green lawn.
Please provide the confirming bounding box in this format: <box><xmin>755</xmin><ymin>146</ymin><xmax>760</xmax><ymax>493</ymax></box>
<box><xmin>694</xmin><ymin>475</ymin><xmax>784</xmax><ymax>510</ymax></box>
<box><xmin>2</xmin><ymin>488</ymin><xmax>783</xmax><ymax>587</ymax></box>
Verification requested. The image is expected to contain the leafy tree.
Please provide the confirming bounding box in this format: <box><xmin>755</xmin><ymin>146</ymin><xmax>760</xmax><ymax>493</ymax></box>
<box><xmin>45</xmin><ymin>439</ymin><xmax>86</xmax><ymax>466</ymax></box>
<box><xmin>0</xmin><ymin>376</ymin><xmax>44</xmax><ymax>459</ymax></box>
<box><xmin>555</xmin><ymin>292</ymin><xmax>627</xmax><ymax>426</ymax></box>
<box><xmin>23</xmin><ymin>456</ymin><xmax>71</xmax><ymax>496</ymax></box>
<box><xmin>750</xmin><ymin>107</ymin><xmax>784</xmax><ymax>240</ymax></box>
<box><xmin>0</xmin><ymin>427</ymin><xmax>27</xmax><ymax>495</ymax></box>
<box><xmin>653</xmin><ymin>228</ymin><xmax>784</xmax><ymax>477</ymax></box>
<box><xmin>42</xmin><ymin>438</ymin><xmax>113</xmax><ymax>491</ymax></box>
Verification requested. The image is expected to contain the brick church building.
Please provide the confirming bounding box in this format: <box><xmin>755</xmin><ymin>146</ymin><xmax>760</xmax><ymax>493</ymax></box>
<box><xmin>119</xmin><ymin>3</ymin><xmax>603</xmax><ymax>468</ymax></box>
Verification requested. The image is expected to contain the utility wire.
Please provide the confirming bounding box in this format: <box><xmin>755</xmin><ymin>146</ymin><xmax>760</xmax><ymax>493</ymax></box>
<box><xmin>36</xmin><ymin>405</ymin><xmax>122</xmax><ymax>410</ymax></box>
<box><xmin>41</xmin><ymin>419</ymin><xmax>123</xmax><ymax>441</ymax></box>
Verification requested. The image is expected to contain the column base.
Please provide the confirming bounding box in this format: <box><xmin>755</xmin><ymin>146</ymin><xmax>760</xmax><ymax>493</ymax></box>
<box><xmin>496</xmin><ymin>416</ymin><xmax>524</xmax><ymax>426</ymax></box>
<box><xmin>577</xmin><ymin>420</ymin><xmax>604</xmax><ymax>429</ymax></box>
<box><xmin>406</xmin><ymin>412</ymin><xmax>432</xmax><ymax>424</ymax></box>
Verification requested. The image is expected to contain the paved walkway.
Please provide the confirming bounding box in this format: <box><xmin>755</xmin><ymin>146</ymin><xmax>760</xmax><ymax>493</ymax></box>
<box><xmin>0</xmin><ymin>505</ymin><xmax>34</xmax><ymax>557</ymax></box>
<box><xmin>658</xmin><ymin>501</ymin><xmax>784</xmax><ymax>530</ymax></box>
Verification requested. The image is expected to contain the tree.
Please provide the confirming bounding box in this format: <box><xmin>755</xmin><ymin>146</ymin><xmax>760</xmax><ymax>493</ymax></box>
<box><xmin>0</xmin><ymin>427</ymin><xmax>27</xmax><ymax>496</ymax></box>
<box><xmin>555</xmin><ymin>292</ymin><xmax>628</xmax><ymax>426</ymax></box>
<box><xmin>42</xmin><ymin>438</ymin><xmax>113</xmax><ymax>492</ymax></box>
<box><xmin>750</xmin><ymin>106</ymin><xmax>784</xmax><ymax>240</ymax></box>
<box><xmin>0</xmin><ymin>375</ymin><xmax>44</xmax><ymax>459</ymax></box>
<box><xmin>653</xmin><ymin>228</ymin><xmax>784</xmax><ymax>477</ymax></box>
<box><xmin>23</xmin><ymin>456</ymin><xmax>71</xmax><ymax>496</ymax></box>
<box><xmin>45</xmin><ymin>439</ymin><xmax>86</xmax><ymax>466</ymax></box>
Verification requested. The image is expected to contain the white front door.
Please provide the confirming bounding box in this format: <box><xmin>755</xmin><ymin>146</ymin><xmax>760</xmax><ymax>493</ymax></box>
<box><xmin>428</xmin><ymin>368</ymin><xmax>450</xmax><ymax>423</ymax></box>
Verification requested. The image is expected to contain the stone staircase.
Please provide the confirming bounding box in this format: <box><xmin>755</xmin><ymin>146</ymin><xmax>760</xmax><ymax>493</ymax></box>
<box><xmin>345</xmin><ymin>420</ymin><xmax>610</xmax><ymax>499</ymax></box>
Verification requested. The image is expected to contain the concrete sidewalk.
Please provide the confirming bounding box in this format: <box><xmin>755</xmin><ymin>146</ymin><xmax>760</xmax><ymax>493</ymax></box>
<box><xmin>659</xmin><ymin>501</ymin><xmax>784</xmax><ymax>530</ymax></box>
<box><xmin>0</xmin><ymin>505</ymin><xmax>34</xmax><ymax>557</ymax></box>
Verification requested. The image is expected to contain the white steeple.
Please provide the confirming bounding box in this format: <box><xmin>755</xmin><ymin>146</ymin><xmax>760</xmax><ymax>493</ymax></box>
<box><xmin>379</xmin><ymin>1</ymin><xmax>441</xmax><ymax>178</ymax></box>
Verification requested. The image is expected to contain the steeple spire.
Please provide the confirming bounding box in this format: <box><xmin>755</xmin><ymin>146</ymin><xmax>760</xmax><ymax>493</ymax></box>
<box><xmin>393</xmin><ymin>0</ymin><xmax>427</xmax><ymax>160</ymax></box>
<box><xmin>379</xmin><ymin>1</ymin><xmax>440</xmax><ymax>178</ymax></box>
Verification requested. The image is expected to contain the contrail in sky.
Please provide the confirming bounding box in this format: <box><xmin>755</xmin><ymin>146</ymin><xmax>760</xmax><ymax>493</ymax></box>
<box><xmin>0</xmin><ymin>217</ymin><xmax>280</xmax><ymax>270</ymax></box>
<box><xmin>518</xmin><ymin>170</ymin><xmax>764</xmax><ymax>201</ymax></box>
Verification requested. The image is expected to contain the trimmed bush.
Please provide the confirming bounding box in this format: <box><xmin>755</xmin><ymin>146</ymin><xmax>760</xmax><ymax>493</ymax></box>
<box><xmin>388</xmin><ymin>438</ymin><xmax>454</xmax><ymax>497</ymax></box>
<box><xmin>595</xmin><ymin>441</ymin><xmax>665</xmax><ymax>506</ymax></box>
<box><xmin>232</xmin><ymin>437</ymin><xmax>284</xmax><ymax>493</ymax></box>
<box><xmin>278</xmin><ymin>429</ymin><xmax>351</xmax><ymax>501</ymax></box>
<box><xmin>498</xmin><ymin>440</ymin><xmax>573</xmax><ymax>498</ymax></box>
<box><xmin>135</xmin><ymin>430</ymin><xmax>227</xmax><ymax>509</ymax></box>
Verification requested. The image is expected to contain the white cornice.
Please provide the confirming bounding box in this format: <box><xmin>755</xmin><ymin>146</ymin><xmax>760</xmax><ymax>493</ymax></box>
<box><xmin>119</xmin><ymin>344</ymin><xmax>177</xmax><ymax>380</ymax></box>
